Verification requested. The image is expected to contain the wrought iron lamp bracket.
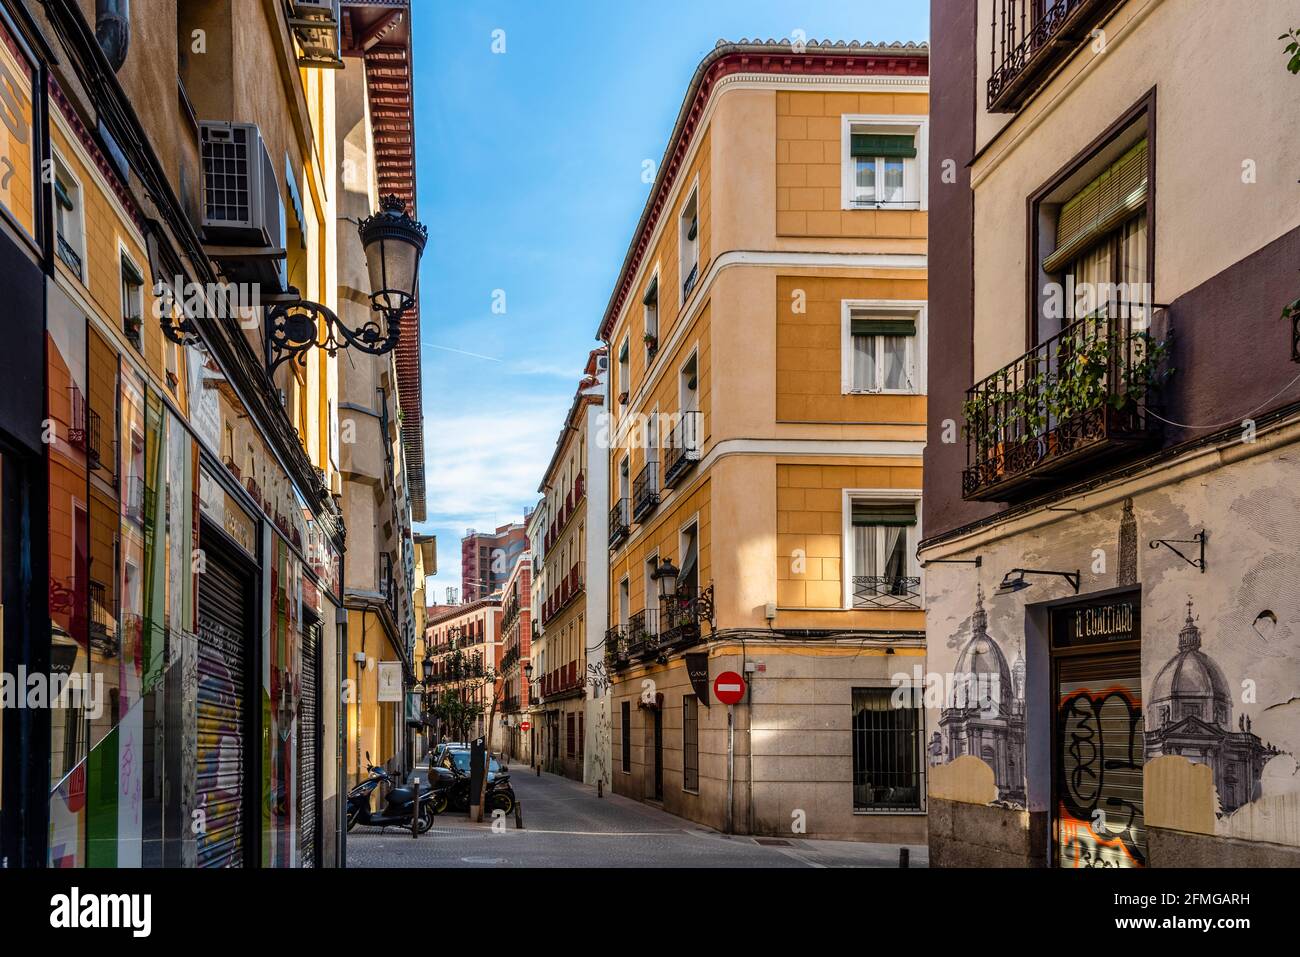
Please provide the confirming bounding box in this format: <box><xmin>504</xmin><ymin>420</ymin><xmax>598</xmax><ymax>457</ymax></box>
<box><xmin>1149</xmin><ymin>531</ymin><xmax>1206</xmax><ymax>572</ymax></box>
<box><xmin>266</xmin><ymin>299</ymin><xmax>399</xmax><ymax>375</ymax></box>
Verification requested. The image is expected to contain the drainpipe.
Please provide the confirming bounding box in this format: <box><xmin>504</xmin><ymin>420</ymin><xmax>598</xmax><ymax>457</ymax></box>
<box><xmin>95</xmin><ymin>0</ymin><xmax>130</xmax><ymax>72</ymax></box>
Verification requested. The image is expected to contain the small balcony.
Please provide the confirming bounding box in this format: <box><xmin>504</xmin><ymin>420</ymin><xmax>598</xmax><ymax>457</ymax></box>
<box><xmin>662</xmin><ymin>411</ymin><xmax>702</xmax><ymax>489</ymax></box>
<box><xmin>627</xmin><ymin>608</ymin><xmax>660</xmax><ymax>659</ymax></box>
<box><xmin>609</xmin><ymin>498</ymin><xmax>631</xmax><ymax>547</ymax></box>
<box><xmin>962</xmin><ymin>311</ymin><xmax>1167</xmax><ymax>502</ymax></box>
<box><xmin>657</xmin><ymin>587</ymin><xmax>705</xmax><ymax>650</ymax></box>
<box><xmin>632</xmin><ymin>460</ymin><xmax>659</xmax><ymax>522</ymax></box>
<box><xmin>987</xmin><ymin>0</ymin><xmax>1126</xmax><ymax>112</ymax></box>
<box><xmin>605</xmin><ymin>625</ymin><xmax>630</xmax><ymax>670</ymax></box>
<box><xmin>124</xmin><ymin>476</ymin><xmax>146</xmax><ymax>526</ymax></box>
<box><xmin>852</xmin><ymin>576</ymin><xmax>922</xmax><ymax>610</ymax></box>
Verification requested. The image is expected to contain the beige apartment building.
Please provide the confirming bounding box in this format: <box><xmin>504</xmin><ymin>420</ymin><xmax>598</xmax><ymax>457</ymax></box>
<box><xmin>534</xmin><ymin>350</ymin><xmax>609</xmax><ymax>782</ymax></box>
<box><xmin>600</xmin><ymin>40</ymin><xmax>930</xmax><ymax>842</ymax></box>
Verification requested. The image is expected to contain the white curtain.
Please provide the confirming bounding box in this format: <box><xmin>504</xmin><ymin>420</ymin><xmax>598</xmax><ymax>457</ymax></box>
<box><xmin>852</xmin><ymin>334</ymin><xmax>876</xmax><ymax>391</ymax></box>
<box><xmin>881</xmin><ymin>336</ymin><xmax>909</xmax><ymax>390</ymax></box>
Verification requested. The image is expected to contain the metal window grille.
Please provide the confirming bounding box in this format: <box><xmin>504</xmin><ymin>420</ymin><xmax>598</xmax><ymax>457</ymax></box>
<box><xmin>682</xmin><ymin>695</ymin><xmax>699</xmax><ymax>791</ymax></box>
<box><xmin>851</xmin><ymin>687</ymin><xmax>923</xmax><ymax>812</ymax></box>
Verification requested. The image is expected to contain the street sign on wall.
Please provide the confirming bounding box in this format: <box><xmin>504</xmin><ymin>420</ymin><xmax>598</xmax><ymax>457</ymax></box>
<box><xmin>521</xmin><ymin>721</ymin><xmax>531</xmax><ymax>731</ymax></box>
<box><xmin>713</xmin><ymin>671</ymin><xmax>746</xmax><ymax>706</ymax></box>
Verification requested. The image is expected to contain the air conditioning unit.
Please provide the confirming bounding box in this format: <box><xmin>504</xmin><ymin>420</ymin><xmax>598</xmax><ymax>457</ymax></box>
<box><xmin>289</xmin><ymin>0</ymin><xmax>342</xmax><ymax>67</ymax></box>
<box><xmin>199</xmin><ymin>121</ymin><xmax>287</xmax><ymax>291</ymax></box>
<box><xmin>595</xmin><ymin>355</ymin><xmax>609</xmax><ymax>374</ymax></box>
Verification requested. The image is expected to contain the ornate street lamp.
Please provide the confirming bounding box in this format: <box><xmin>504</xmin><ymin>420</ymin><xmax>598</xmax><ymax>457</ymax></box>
<box><xmin>265</xmin><ymin>195</ymin><xmax>427</xmax><ymax>374</ymax></box>
<box><xmin>651</xmin><ymin>557</ymin><xmax>679</xmax><ymax>601</ymax></box>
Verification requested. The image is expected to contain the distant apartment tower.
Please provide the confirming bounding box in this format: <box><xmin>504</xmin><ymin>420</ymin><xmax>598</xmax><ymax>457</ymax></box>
<box><xmin>461</xmin><ymin>522</ymin><xmax>529</xmax><ymax>601</ymax></box>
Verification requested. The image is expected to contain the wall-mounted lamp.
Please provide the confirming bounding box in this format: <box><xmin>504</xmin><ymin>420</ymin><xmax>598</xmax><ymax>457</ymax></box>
<box><xmin>265</xmin><ymin>195</ymin><xmax>426</xmax><ymax>374</ymax></box>
<box><xmin>996</xmin><ymin>567</ymin><xmax>1080</xmax><ymax>595</ymax></box>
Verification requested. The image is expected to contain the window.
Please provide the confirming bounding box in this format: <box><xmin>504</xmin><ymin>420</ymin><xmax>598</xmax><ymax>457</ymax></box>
<box><xmin>618</xmin><ymin>577</ymin><xmax>629</xmax><ymax>626</ymax></box>
<box><xmin>53</xmin><ymin>155</ymin><xmax>84</xmax><ymax>280</ymax></box>
<box><xmin>842</xmin><ymin>117</ymin><xmax>926</xmax><ymax>210</ymax></box>
<box><xmin>679</xmin><ymin>186</ymin><xmax>699</xmax><ymax>299</ymax></box>
<box><xmin>682</xmin><ymin>695</ymin><xmax>699</xmax><ymax>792</ymax></box>
<box><xmin>121</xmin><ymin>254</ymin><xmax>145</xmax><ymax>351</ymax></box>
<box><xmin>679</xmin><ymin>521</ymin><xmax>699</xmax><ymax>595</ymax></box>
<box><xmin>846</xmin><ymin>495</ymin><xmax>919</xmax><ymax>609</ymax></box>
<box><xmin>1042</xmin><ymin>138</ymin><xmax>1150</xmax><ymax>328</ymax></box>
<box><xmin>643</xmin><ymin>271</ymin><xmax>659</xmax><ymax>362</ymax></box>
<box><xmin>617</xmin><ymin>336</ymin><xmax>630</xmax><ymax>403</ymax></box>
<box><xmin>844</xmin><ymin>304</ymin><xmax>922</xmax><ymax>394</ymax></box>
<box><xmin>566</xmin><ymin>713</ymin><xmax>575</xmax><ymax>757</ymax></box>
<box><xmin>0</xmin><ymin>16</ymin><xmax>37</xmax><ymax>237</ymax></box>
<box><xmin>621</xmin><ymin>700</ymin><xmax>631</xmax><ymax>772</ymax></box>
<box><xmin>852</xmin><ymin>687</ymin><xmax>923</xmax><ymax>812</ymax></box>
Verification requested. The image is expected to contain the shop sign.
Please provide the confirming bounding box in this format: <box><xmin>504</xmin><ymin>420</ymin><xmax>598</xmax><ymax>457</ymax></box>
<box><xmin>377</xmin><ymin>661</ymin><xmax>403</xmax><ymax>702</ymax></box>
<box><xmin>198</xmin><ymin>468</ymin><xmax>257</xmax><ymax>558</ymax></box>
<box><xmin>684</xmin><ymin>652</ymin><xmax>711</xmax><ymax>707</ymax></box>
<box><xmin>1052</xmin><ymin>594</ymin><xmax>1141</xmax><ymax>648</ymax></box>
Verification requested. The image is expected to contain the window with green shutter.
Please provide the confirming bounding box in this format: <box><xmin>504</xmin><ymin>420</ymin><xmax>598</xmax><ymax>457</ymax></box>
<box><xmin>848</xmin><ymin>308</ymin><xmax>919</xmax><ymax>394</ymax></box>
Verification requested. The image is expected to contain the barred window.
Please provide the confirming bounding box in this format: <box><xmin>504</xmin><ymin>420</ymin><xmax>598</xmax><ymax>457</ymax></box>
<box><xmin>852</xmin><ymin>686</ymin><xmax>923</xmax><ymax>812</ymax></box>
<box><xmin>682</xmin><ymin>695</ymin><xmax>699</xmax><ymax>792</ymax></box>
<box><xmin>566</xmin><ymin>713</ymin><xmax>575</xmax><ymax>757</ymax></box>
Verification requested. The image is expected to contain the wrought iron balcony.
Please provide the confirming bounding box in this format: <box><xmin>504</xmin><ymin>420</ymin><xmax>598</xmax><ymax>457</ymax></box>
<box><xmin>56</xmin><ymin>233</ymin><xmax>82</xmax><ymax>278</ymax></box>
<box><xmin>609</xmin><ymin>498</ymin><xmax>631</xmax><ymax>547</ymax></box>
<box><xmin>605</xmin><ymin>625</ymin><xmax>630</xmax><ymax>670</ymax></box>
<box><xmin>124</xmin><ymin>476</ymin><xmax>146</xmax><ymax>525</ymax></box>
<box><xmin>632</xmin><ymin>460</ymin><xmax>659</xmax><ymax>522</ymax></box>
<box><xmin>627</xmin><ymin>608</ymin><xmax>660</xmax><ymax>659</ymax></box>
<box><xmin>962</xmin><ymin>311</ymin><xmax>1167</xmax><ymax>502</ymax></box>
<box><xmin>662</xmin><ymin>411</ymin><xmax>702</xmax><ymax>489</ymax></box>
<box><xmin>852</xmin><ymin>576</ymin><xmax>922</xmax><ymax>610</ymax></box>
<box><xmin>657</xmin><ymin>586</ymin><xmax>707</xmax><ymax>650</ymax></box>
<box><xmin>987</xmin><ymin>0</ymin><xmax>1126</xmax><ymax>112</ymax></box>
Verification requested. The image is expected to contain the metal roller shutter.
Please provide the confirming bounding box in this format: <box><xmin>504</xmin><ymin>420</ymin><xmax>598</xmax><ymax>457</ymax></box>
<box><xmin>1055</xmin><ymin>651</ymin><xmax>1145</xmax><ymax>868</ymax></box>
<box><xmin>299</xmin><ymin>617</ymin><xmax>320</xmax><ymax>867</ymax></box>
<box><xmin>196</xmin><ymin>547</ymin><xmax>250</xmax><ymax>868</ymax></box>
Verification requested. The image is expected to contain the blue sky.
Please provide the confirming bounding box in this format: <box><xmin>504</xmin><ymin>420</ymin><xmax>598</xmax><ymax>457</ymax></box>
<box><xmin>411</xmin><ymin>0</ymin><xmax>930</xmax><ymax>603</ymax></box>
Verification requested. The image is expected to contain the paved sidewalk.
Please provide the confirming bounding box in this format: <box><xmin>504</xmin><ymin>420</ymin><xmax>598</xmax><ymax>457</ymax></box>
<box><xmin>347</xmin><ymin>764</ymin><xmax>928</xmax><ymax>868</ymax></box>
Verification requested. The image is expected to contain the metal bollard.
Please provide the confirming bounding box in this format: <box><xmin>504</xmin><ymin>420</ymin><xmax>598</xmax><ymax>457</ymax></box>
<box><xmin>514</xmin><ymin>801</ymin><xmax>523</xmax><ymax>830</ymax></box>
<box><xmin>597</xmin><ymin>779</ymin><xmax>603</xmax><ymax>798</ymax></box>
<box><xmin>412</xmin><ymin>778</ymin><xmax>421</xmax><ymax>839</ymax></box>
<box><xmin>899</xmin><ymin>847</ymin><xmax>909</xmax><ymax>868</ymax></box>
<box><xmin>536</xmin><ymin>763</ymin><xmax>541</xmax><ymax>777</ymax></box>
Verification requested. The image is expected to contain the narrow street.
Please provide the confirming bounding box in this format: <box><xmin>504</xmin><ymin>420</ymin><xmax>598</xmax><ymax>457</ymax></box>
<box><xmin>346</xmin><ymin>768</ymin><xmax>927</xmax><ymax>868</ymax></box>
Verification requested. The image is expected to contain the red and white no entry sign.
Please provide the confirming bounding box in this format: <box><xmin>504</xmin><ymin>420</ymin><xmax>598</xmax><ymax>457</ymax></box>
<box><xmin>713</xmin><ymin>671</ymin><xmax>747</xmax><ymax>706</ymax></box>
<box><xmin>520</xmin><ymin>721</ymin><xmax>531</xmax><ymax>731</ymax></box>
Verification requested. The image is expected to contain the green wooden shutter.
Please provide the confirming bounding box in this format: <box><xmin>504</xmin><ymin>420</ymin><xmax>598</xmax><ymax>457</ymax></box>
<box><xmin>852</xmin><ymin>502</ymin><xmax>917</xmax><ymax>527</ymax></box>
<box><xmin>1043</xmin><ymin>139</ymin><xmax>1148</xmax><ymax>274</ymax></box>
<box><xmin>851</xmin><ymin>316</ymin><xmax>916</xmax><ymax>338</ymax></box>
<box><xmin>851</xmin><ymin>133</ymin><xmax>916</xmax><ymax>159</ymax></box>
<box><xmin>642</xmin><ymin>275</ymin><xmax>658</xmax><ymax>306</ymax></box>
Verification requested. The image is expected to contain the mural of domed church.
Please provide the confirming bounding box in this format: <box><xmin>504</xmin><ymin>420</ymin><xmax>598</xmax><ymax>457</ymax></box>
<box><xmin>1145</xmin><ymin>600</ymin><xmax>1280</xmax><ymax>814</ymax></box>
<box><xmin>938</xmin><ymin>585</ymin><xmax>1026</xmax><ymax>805</ymax></box>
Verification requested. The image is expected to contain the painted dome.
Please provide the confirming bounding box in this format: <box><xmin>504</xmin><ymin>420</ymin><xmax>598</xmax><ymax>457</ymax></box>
<box><xmin>1148</xmin><ymin>601</ymin><xmax>1231</xmax><ymax>730</ymax></box>
<box><xmin>952</xmin><ymin>585</ymin><xmax>1015</xmax><ymax>715</ymax></box>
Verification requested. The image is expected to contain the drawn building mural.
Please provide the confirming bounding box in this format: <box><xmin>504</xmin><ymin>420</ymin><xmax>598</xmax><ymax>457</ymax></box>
<box><xmin>923</xmin><ymin>452</ymin><xmax>1300</xmax><ymax>864</ymax></box>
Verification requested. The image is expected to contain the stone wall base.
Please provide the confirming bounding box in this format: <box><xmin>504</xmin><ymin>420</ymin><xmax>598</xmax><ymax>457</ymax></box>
<box><xmin>1147</xmin><ymin>827</ymin><xmax>1300</xmax><ymax>867</ymax></box>
<box><xmin>927</xmin><ymin>798</ymin><xmax>1047</xmax><ymax>867</ymax></box>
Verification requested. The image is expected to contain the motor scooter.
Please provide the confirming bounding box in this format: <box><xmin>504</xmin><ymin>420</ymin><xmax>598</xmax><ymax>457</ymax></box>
<box><xmin>347</xmin><ymin>752</ymin><xmax>436</xmax><ymax>833</ymax></box>
<box><xmin>428</xmin><ymin>761</ymin><xmax>517</xmax><ymax>815</ymax></box>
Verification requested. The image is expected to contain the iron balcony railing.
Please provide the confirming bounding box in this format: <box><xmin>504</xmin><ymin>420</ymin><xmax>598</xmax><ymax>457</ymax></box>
<box><xmin>609</xmin><ymin>498</ymin><xmax>631</xmax><ymax>547</ymax></box>
<box><xmin>987</xmin><ymin>0</ymin><xmax>1125</xmax><ymax>112</ymax></box>
<box><xmin>627</xmin><ymin>608</ymin><xmax>659</xmax><ymax>659</ymax></box>
<box><xmin>962</xmin><ymin>310</ymin><xmax>1166</xmax><ymax>501</ymax></box>
<box><xmin>124</xmin><ymin>476</ymin><xmax>146</xmax><ymax>525</ymax></box>
<box><xmin>662</xmin><ymin>411</ymin><xmax>702</xmax><ymax>489</ymax></box>
<box><xmin>853</xmin><ymin>576</ymin><xmax>922</xmax><ymax>610</ymax></box>
<box><xmin>682</xmin><ymin>261</ymin><xmax>698</xmax><ymax>299</ymax></box>
<box><xmin>657</xmin><ymin>587</ymin><xmax>705</xmax><ymax>650</ymax></box>
<box><xmin>605</xmin><ymin>625</ymin><xmax>630</xmax><ymax>670</ymax></box>
<box><xmin>56</xmin><ymin>233</ymin><xmax>82</xmax><ymax>278</ymax></box>
<box><xmin>632</xmin><ymin>460</ymin><xmax>659</xmax><ymax>522</ymax></box>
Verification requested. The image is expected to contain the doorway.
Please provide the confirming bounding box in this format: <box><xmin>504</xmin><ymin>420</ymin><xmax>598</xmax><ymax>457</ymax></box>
<box><xmin>1050</xmin><ymin>592</ymin><xmax>1145</xmax><ymax>868</ymax></box>
<box><xmin>644</xmin><ymin>708</ymin><xmax>664</xmax><ymax>801</ymax></box>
